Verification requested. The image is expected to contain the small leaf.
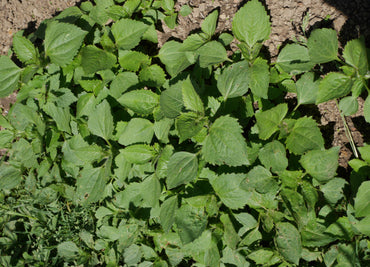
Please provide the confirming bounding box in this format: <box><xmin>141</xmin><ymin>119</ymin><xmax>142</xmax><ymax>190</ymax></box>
<box><xmin>316</xmin><ymin>72</ymin><xmax>353</xmax><ymax>104</ymax></box>
<box><xmin>296</xmin><ymin>72</ymin><xmax>319</xmax><ymax>105</ymax></box>
<box><xmin>201</xmin><ymin>9</ymin><xmax>218</xmax><ymax>37</ymax></box>
<box><xmin>0</xmin><ymin>56</ymin><xmax>21</xmax><ymax>98</ymax></box>
<box><xmin>358</xmin><ymin>145</ymin><xmax>370</xmax><ymax>164</ymax></box>
<box><xmin>181</xmin><ymin>34</ymin><xmax>206</xmax><ymax>51</ymax></box>
<box><xmin>343</xmin><ymin>38</ymin><xmax>369</xmax><ymax>75</ymax></box>
<box><xmin>139</xmin><ymin>64</ymin><xmax>166</xmax><ymax>88</ymax></box>
<box><xmin>44</xmin><ymin>21</ymin><xmax>87</xmax><ymax>66</ymax></box>
<box><xmin>121</xmin><ymin>144</ymin><xmax>156</xmax><ymax>164</ymax></box>
<box><xmin>355</xmin><ymin>181</ymin><xmax>370</xmax><ymax>218</ymax></box>
<box><xmin>203</xmin><ymin>116</ymin><xmax>249</xmax><ymax>166</ymax></box>
<box><xmin>339</xmin><ymin>96</ymin><xmax>359</xmax><ymax>116</ymax></box>
<box><xmin>249</xmin><ymin>57</ymin><xmax>269</xmax><ymax>99</ymax></box>
<box><xmin>81</xmin><ymin>45</ymin><xmax>116</xmax><ymax>74</ymax></box>
<box><xmin>276</xmin><ymin>44</ymin><xmax>315</xmax><ymax>75</ymax></box>
<box><xmin>160</xmin><ymin>196</ymin><xmax>178</xmax><ymax>232</ymax></box>
<box><xmin>12</xmin><ymin>32</ymin><xmax>38</xmax><ymax>63</ymax></box>
<box><xmin>88</xmin><ymin>100</ymin><xmax>114</xmax><ymax>140</ymax></box>
<box><xmin>255</xmin><ymin>103</ymin><xmax>288</xmax><ymax>140</ymax></box>
<box><xmin>77</xmin><ymin>166</ymin><xmax>107</xmax><ymax>204</ymax></box>
<box><xmin>232</xmin><ymin>0</ymin><xmax>270</xmax><ymax>47</ymax></box>
<box><xmin>243</xmin><ymin>166</ymin><xmax>278</xmax><ymax>194</ymax></box>
<box><xmin>286</xmin><ymin>117</ymin><xmax>325</xmax><ymax>155</ymax></box>
<box><xmin>118</xmin><ymin>89</ymin><xmax>159</xmax><ymax>115</ymax></box>
<box><xmin>217</xmin><ymin>60</ymin><xmax>250</xmax><ymax>100</ymax></box>
<box><xmin>154</xmin><ymin>118</ymin><xmax>173</xmax><ymax>143</ymax></box>
<box><xmin>275</xmin><ymin>222</ymin><xmax>302</xmax><ymax>265</ymax></box>
<box><xmin>118</xmin><ymin>118</ymin><xmax>154</xmax><ymax>146</ymax></box>
<box><xmin>307</xmin><ymin>28</ymin><xmax>338</xmax><ymax>64</ymax></box>
<box><xmin>167</xmin><ymin>152</ymin><xmax>198</xmax><ymax>189</ymax></box>
<box><xmin>111</xmin><ymin>18</ymin><xmax>148</xmax><ymax>50</ymax></box>
<box><xmin>196</xmin><ymin>41</ymin><xmax>228</xmax><ymax>68</ymax></box>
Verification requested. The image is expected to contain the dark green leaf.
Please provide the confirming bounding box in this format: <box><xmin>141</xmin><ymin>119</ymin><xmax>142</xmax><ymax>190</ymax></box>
<box><xmin>175</xmin><ymin>112</ymin><xmax>206</xmax><ymax>143</ymax></box>
<box><xmin>160</xmin><ymin>196</ymin><xmax>178</xmax><ymax>232</ymax></box>
<box><xmin>139</xmin><ymin>64</ymin><xmax>166</xmax><ymax>88</ymax></box>
<box><xmin>343</xmin><ymin>38</ymin><xmax>369</xmax><ymax>75</ymax></box>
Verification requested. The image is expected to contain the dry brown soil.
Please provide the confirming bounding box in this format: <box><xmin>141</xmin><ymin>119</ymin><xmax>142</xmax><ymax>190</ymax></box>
<box><xmin>1</xmin><ymin>0</ymin><xmax>369</xmax><ymax>170</ymax></box>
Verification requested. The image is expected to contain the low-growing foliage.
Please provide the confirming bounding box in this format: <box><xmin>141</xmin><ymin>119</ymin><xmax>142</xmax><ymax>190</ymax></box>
<box><xmin>0</xmin><ymin>0</ymin><xmax>370</xmax><ymax>265</ymax></box>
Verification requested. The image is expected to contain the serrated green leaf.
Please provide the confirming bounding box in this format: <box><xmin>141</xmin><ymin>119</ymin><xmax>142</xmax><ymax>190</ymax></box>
<box><xmin>118</xmin><ymin>50</ymin><xmax>151</xmax><ymax>72</ymax></box>
<box><xmin>159</xmin><ymin>40</ymin><xmax>195</xmax><ymax>77</ymax></box>
<box><xmin>355</xmin><ymin>181</ymin><xmax>370</xmax><ymax>218</ymax></box>
<box><xmin>166</xmin><ymin>152</ymin><xmax>198</xmax><ymax>189</ymax></box>
<box><xmin>110</xmin><ymin>72</ymin><xmax>139</xmax><ymax>99</ymax></box>
<box><xmin>234</xmin><ymin>212</ymin><xmax>258</xmax><ymax>236</ymax></box>
<box><xmin>201</xmin><ymin>9</ymin><xmax>218</xmax><ymax>37</ymax></box>
<box><xmin>81</xmin><ymin>45</ymin><xmax>116</xmax><ymax>74</ymax></box>
<box><xmin>220</xmin><ymin>213</ymin><xmax>240</xmax><ymax>249</ymax></box>
<box><xmin>160</xmin><ymin>196</ymin><xmax>178</xmax><ymax>232</ymax></box>
<box><xmin>139</xmin><ymin>64</ymin><xmax>166</xmax><ymax>88</ymax></box>
<box><xmin>43</xmin><ymin>102</ymin><xmax>71</xmax><ymax>133</ymax></box>
<box><xmin>203</xmin><ymin>116</ymin><xmax>249</xmax><ymax>166</ymax></box>
<box><xmin>182</xmin><ymin>77</ymin><xmax>204</xmax><ymax>114</ymax></box>
<box><xmin>321</xmin><ymin>178</ymin><xmax>347</xmax><ymax>205</ymax></box>
<box><xmin>160</xmin><ymin>84</ymin><xmax>184</xmax><ymax>118</ymax></box>
<box><xmin>76</xmin><ymin>93</ymin><xmax>96</xmax><ymax>117</ymax></box>
<box><xmin>249</xmin><ymin>57</ymin><xmax>269</xmax><ymax>99</ymax></box>
<box><xmin>296</xmin><ymin>72</ymin><xmax>319</xmax><ymax>105</ymax></box>
<box><xmin>57</xmin><ymin>241</ymin><xmax>79</xmax><ymax>260</ymax></box>
<box><xmin>88</xmin><ymin>99</ymin><xmax>114</xmax><ymax>140</ymax></box>
<box><xmin>12</xmin><ymin>33</ymin><xmax>38</xmax><ymax>63</ymax></box>
<box><xmin>363</xmin><ymin>96</ymin><xmax>370</xmax><ymax>123</ymax></box>
<box><xmin>0</xmin><ymin>130</ymin><xmax>14</xmax><ymax>148</ymax></box>
<box><xmin>276</xmin><ymin>44</ymin><xmax>315</xmax><ymax>75</ymax></box>
<box><xmin>316</xmin><ymin>72</ymin><xmax>353</xmax><ymax>104</ymax></box>
<box><xmin>76</xmin><ymin>166</ymin><xmax>107</xmax><ymax>204</ymax></box>
<box><xmin>0</xmin><ymin>165</ymin><xmax>22</xmax><ymax>190</ymax></box>
<box><xmin>242</xmin><ymin>165</ymin><xmax>278</xmax><ymax>194</ymax></box>
<box><xmin>156</xmin><ymin>145</ymin><xmax>174</xmax><ymax>179</ymax></box>
<box><xmin>232</xmin><ymin>0</ymin><xmax>270</xmax><ymax>47</ymax></box>
<box><xmin>217</xmin><ymin>60</ymin><xmax>250</xmax><ymax>100</ymax></box>
<box><xmin>44</xmin><ymin>21</ymin><xmax>87</xmax><ymax>66</ymax></box>
<box><xmin>258</xmin><ymin>140</ymin><xmax>288</xmax><ymax>173</ymax></box>
<box><xmin>181</xmin><ymin>34</ymin><xmax>207</xmax><ymax>51</ymax></box>
<box><xmin>175</xmin><ymin>112</ymin><xmax>206</xmax><ymax>143</ymax></box>
<box><xmin>111</xmin><ymin>18</ymin><xmax>148</xmax><ymax>50</ymax></box>
<box><xmin>209</xmin><ymin>173</ymin><xmax>249</xmax><ymax>210</ymax></box>
<box><xmin>339</xmin><ymin>96</ymin><xmax>358</xmax><ymax>116</ymax></box>
<box><xmin>300</xmin><ymin>147</ymin><xmax>339</xmax><ymax>183</ymax></box>
<box><xmin>343</xmin><ymin>38</ymin><xmax>369</xmax><ymax>75</ymax></box>
<box><xmin>196</xmin><ymin>41</ymin><xmax>228</xmax><ymax>68</ymax></box>
<box><xmin>275</xmin><ymin>222</ymin><xmax>302</xmax><ymax>265</ymax></box>
<box><xmin>308</xmin><ymin>28</ymin><xmax>338</xmax><ymax>64</ymax></box>
<box><xmin>121</xmin><ymin>144</ymin><xmax>156</xmax><ymax>164</ymax></box>
<box><xmin>0</xmin><ymin>56</ymin><xmax>21</xmax><ymax>98</ymax></box>
<box><xmin>118</xmin><ymin>118</ymin><xmax>154</xmax><ymax>146</ymax></box>
<box><xmin>286</xmin><ymin>117</ymin><xmax>325</xmax><ymax>155</ymax></box>
<box><xmin>118</xmin><ymin>89</ymin><xmax>159</xmax><ymax>115</ymax></box>
<box><xmin>154</xmin><ymin>118</ymin><xmax>173</xmax><ymax>143</ymax></box>
<box><xmin>255</xmin><ymin>103</ymin><xmax>288</xmax><ymax>140</ymax></box>
<box><xmin>325</xmin><ymin>217</ymin><xmax>354</xmax><ymax>240</ymax></box>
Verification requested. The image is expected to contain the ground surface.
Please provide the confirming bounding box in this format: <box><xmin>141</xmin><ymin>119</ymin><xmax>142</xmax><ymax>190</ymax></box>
<box><xmin>1</xmin><ymin>0</ymin><xmax>369</xmax><ymax>169</ymax></box>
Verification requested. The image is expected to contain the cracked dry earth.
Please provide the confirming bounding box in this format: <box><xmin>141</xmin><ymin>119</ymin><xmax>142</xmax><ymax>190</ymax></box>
<box><xmin>1</xmin><ymin>0</ymin><xmax>370</xmax><ymax>170</ymax></box>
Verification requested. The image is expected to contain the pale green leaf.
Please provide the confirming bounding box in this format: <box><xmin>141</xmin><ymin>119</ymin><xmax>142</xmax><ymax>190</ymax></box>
<box><xmin>121</xmin><ymin>144</ymin><xmax>156</xmax><ymax>164</ymax></box>
<box><xmin>220</xmin><ymin>213</ymin><xmax>240</xmax><ymax>249</ymax></box>
<box><xmin>118</xmin><ymin>89</ymin><xmax>159</xmax><ymax>115</ymax></box>
<box><xmin>154</xmin><ymin>118</ymin><xmax>173</xmax><ymax>143</ymax></box>
<box><xmin>248</xmin><ymin>249</ymin><xmax>279</xmax><ymax>266</ymax></box>
<box><xmin>44</xmin><ymin>21</ymin><xmax>87</xmax><ymax>66</ymax></box>
<box><xmin>88</xmin><ymin>100</ymin><xmax>114</xmax><ymax>140</ymax></box>
<box><xmin>358</xmin><ymin>145</ymin><xmax>370</xmax><ymax>164</ymax></box>
<box><xmin>316</xmin><ymin>72</ymin><xmax>353</xmax><ymax>104</ymax></box>
<box><xmin>308</xmin><ymin>28</ymin><xmax>338</xmax><ymax>64</ymax></box>
<box><xmin>57</xmin><ymin>241</ymin><xmax>79</xmax><ymax>260</ymax></box>
<box><xmin>196</xmin><ymin>41</ymin><xmax>228</xmax><ymax>68</ymax></box>
<box><xmin>118</xmin><ymin>118</ymin><xmax>154</xmax><ymax>146</ymax></box>
<box><xmin>276</xmin><ymin>44</ymin><xmax>315</xmax><ymax>75</ymax></box>
<box><xmin>182</xmin><ymin>77</ymin><xmax>204</xmax><ymax>114</ymax></box>
<box><xmin>139</xmin><ymin>64</ymin><xmax>166</xmax><ymax>88</ymax></box>
<box><xmin>222</xmin><ymin>246</ymin><xmax>250</xmax><ymax>266</ymax></box>
<box><xmin>110</xmin><ymin>72</ymin><xmax>139</xmax><ymax>99</ymax></box>
<box><xmin>81</xmin><ymin>45</ymin><xmax>116</xmax><ymax>74</ymax></box>
<box><xmin>76</xmin><ymin>93</ymin><xmax>96</xmax><ymax>118</ymax></box>
<box><xmin>166</xmin><ymin>152</ymin><xmax>198</xmax><ymax>189</ymax></box>
<box><xmin>325</xmin><ymin>217</ymin><xmax>354</xmax><ymax>240</ymax></box>
<box><xmin>232</xmin><ymin>0</ymin><xmax>270</xmax><ymax>47</ymax></box>
<box><xmin>339</xmin><ymin>96</ymin><xmax>358</xmax><ymax>116</ymax></box>
<box><xmin>76</xmin><ymin>166</ymin><xmax>107</xmax><ymax>204</ymax></box>
<box><xmin>0</xmin><ymin>130</ymin><xmax>14</xmax><ymax>148</ymax></box>
<box><xmin>203</xmin><ymin>116</ymin><xmax>249</xmax><ymax>166</ymax></box>
<box><xmin>255</xmin><ymin>103</ymin><xmax>288</xmax><ymax>140</ymax></box>
<box><xmin>258</xmin><ymin>140</ymin><xmax>288</xmax><ymax>173</ymax></box>
<box><xmin>234</xmin><ymin>212</ymin><xmax>258</xmax><ymax>236</ymax></box>
<box><xmin>181</xmin><ymin>34</ymin><xmax>206</xmax><ymax>51</ymax></box>
<box><xmin>118</xmin><ymin>50</ymin><xmax>151</xmax><ymax>72</ymax></box>
<box><xmin>160</xmin><ymin>84</ymin><xmax>183</xmax><ymax>118</ymax></box>
<box><xmin>343</xmin><ymin>38</ymin><xmax>369</xmax><ymax>75</ymax></box>
<box><xmin>355</xmin><ymin>181</ymin><xmax>370</xmax><ymax>218</ymax></box>
<box><xmin>296</xmin><ymin>72</ymin><xmax>319</xmax><ymax>105</ymax></box>
<box><xmin>249</xmin><ymin>57</ymin><xmax>269</xmax><ymax>99</ymax></box>
<box><xmin>201</xmin><ymin>9</ymin><xmax>218</xmax><ymax>37</ymax></box>
<box><xmin>12</xmin><ymin>33</ymin><xmax>38</xmax><ymax>63</ymax></box>
<box><xmin>160</xmin><ymin>196</ymin><xmax>178</xmax><ymax>232</ymax></box>
<box><xmin>275</xmin><ymin>222</ymin><xmax>302</xmax><ymax>265</ymax></box>
<box><xmin>242</xmin><ymin>165</ymin><xmax>278</xmax><ymax>195</ymax></box>
<box><xmin>0</xmin><ymin>56</ymin><xmax>21</xmax><ymax>97</ymax></box>
<box><xmin>363</xmin><ymin>96</ymin><xmax>370</xmax><ymax>123</ymax></box>
<box><xmin>111</xmin><ymin>18</ymin><xmax>148</xmax><ymax>50</ymax></box>
<box><xmin>354</xmin><ymin>216</ymin><xmax>370</xmax><ymax>237</ymax></box>
<box><xmin>0</xmin><ymin>165</ymin><xmax>22</xmax><ymax>190</ymax></box>
<box><xmin>141</xmin><ymin>175</ymin><xmax>161</xmax><ymax>208</ymax></box>
<box><xmin>43</xmin><ymin>102</ymin><xmax>71</xmax><ymax>133</ymax></box>
<box><xmin>175</xmin><ymin>112</ymin><xmax>206</xmax><ymax>143</ymax></box>
<box><xmin>321</xmin><ymin>178</ymin><xmax>347</xmax><ymax>205</ymax></box>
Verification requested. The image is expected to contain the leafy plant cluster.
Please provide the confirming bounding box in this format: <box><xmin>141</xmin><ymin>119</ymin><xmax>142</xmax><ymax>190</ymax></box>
<box><xmin>0</xmin><ymin>0</ymin><xmax>370</xmax><ymax>266</ymax></box>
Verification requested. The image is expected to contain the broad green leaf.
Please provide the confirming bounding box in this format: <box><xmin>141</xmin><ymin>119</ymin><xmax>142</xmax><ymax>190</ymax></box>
<box><xmin>249</xmin><ymin>57</ymin><xmax>269</xmax><ymax>99</ymax></box>
<box><xmin>316</xmin><ymin>72</ymin><xmax>353</xmax><ymax>104</ymax></box>
<box><xmin>218</xmin><ymin>33</ymin><xmax>234</xmax><ymax>46</ymax></box>
<box><xmin>363</xmin><ymin>96</ymin><xmax>370</xmax><ymax>123</ymax></box>
<box><xmin>121</xmin><ymin>144</ymin><xmax>156</xmax><ymax>164</ymax></box>
<box><xmin>160</xmin><ymin>84</ymin><xmax>184</xmax><ymax>118</ymax></box>
<box><xmin>166</xmin><ymin>152</ymin><xmax>198</xmax><ymax>189</ymax></box>
<box><xmin>110</xmin><ymin>72</ymin><xmax>139</xmax><ymax>99</ymax></box>
<box><xmin>343</xmin><ymin>38</ymin><xmax>369</xmax><ymax>75</ymax></box>
<box><xmin>88</xmin><ymin>100</ymin><xmax>114</xmax><ymax>140</ymax></box>
<box><xmin>175</xmin><ymin>204</ymin><xmax>208</xmax><ymax>244</ymax></box>
<box><xmin>0</xmin><ymin>165</ymin><xmax>22</xmax><ymax>190</ymax></box>
<box><xmin>308</xmin><ymin>28</ymin><xmax>338</xmax><ymax>64</ymax></box>
<box><xmin>111</xmin><ymin>18</ymin><xmax>148</xmax><ymax>50</ymax></box>
<box><xmin>180</xmin><ymin>5</ymin><xmax>192</xmax><ymax>17</ymax></box>
<box><xmin>114</xmin><ymin>150</ymin><xmax>132</xmax><ymax>182</ymax></box>
<box><xmin>275</xmin><ymin>222</ymin><xmax>302</xmax><ymax>265</ymax></box>
<box><xmin>232</xmin><ymin>0</ymin><xmax>270</xmax><ymax>47</ymax></box>
<box><xmin>217</xmin><ymin>60</ymin><xmax>250</xmax><ymax>100</ymax></box>
<box><xmin>118</xmin><ymin>89</ymin><xmax>159</xmax><ymax>115</ymax></box>
<box><xmin>355</xmin><ymin>216</ymin><xmax>370</xmax><ymax>236</ymax></box>
<box><xmin>57</xmin><ymin>241</ymin><xmax>79</xmax><ymax>260</ymax></box>
<box><xmin>358</xmin><ymin>145</ymin><xmax>370</xmax><ymax>164</ymax></box>
<box><xmin>325</xmin><ymin>217</ymin><xmax>354</xmax><ymax>240</ymax></box>
<box><xmin>81</xmin><ymin>45</ymin><xmax>116</xmax><ymax>74</ymax></box>
<box><xmin>76</xmin><ymin>93</ymin><xmax>96</xmax><ymax>117</ymax></box>
<box><xmin>209</xmin><ymin>173</ymin><xmax>249</xmax><ymax>210</ymax></box>
<box><xmin>76</xmin><ymin>166</ymin><xmax>107</xmax><ymax>204</ymax></box>
<box><xmin>12</xmin><ymin>32</ymin><xmax>38</xmax><ymax>63</ymax></box>
<box><xmin>248</xmin><ymin>249</ymin><xmax>280</xmax><ymax>266</ymax></box>
<box><xmin>160</xmin><ymin>196</ymin><xmax>178</xmax><ymax>232</ymax></box>
<box><xmin>321</xmin><ymin>178</ymin><xmax>347</xmax><ymax>205</ymax></box>
<box><xmin>258</xmin><ymin>140</ymin><xmax>288</xmax><ymax>173</ymax></box>
<box><xmin>243</xmin><ymin>166</ymin><xmax>278</xmax><ymax>194</ymax></box>
<box><xmin>301</xmin><ymin>221</ymin><xmax>335</xmax><ymax>247</ymax></box>
<box><xmin>0</xmin><ymin>130</ymin><xmax>14</xmax><ymax>148</ymax></box>
<box><xmin>196</xmin><ymin>41</ymin><xmax>228</xmax><ymax>68</ymax></box>
<box><xmin>181</xmin><ymin>34</ymin><xmax>207</xmax><ymax>51</ymax></box>
<box><xmin>286</xmin><ymin>117</ymin><xmax>325</xmax><ymax>155</ymax></box>
<box><xmin>276</xmin><ymin>44</ymin><xmax>315</xmax><ymax>75</ymax></box>
<box><xmin>300</xmin><ymin>147</ymin><xmax>339</xmax><ymax>183</ymax></box>
<box><xmin>159</xmin><ymin>41</ymin><xmax>195</xmax><ymax>77</ymax></box>
<box><xmin>255</xmin><ymin>103</ymin><xmax>288</xmax><ymax>140</ymax></box>
<box><xmin>220</xmin><ymin>213</ymin><xmax>240</xmax><ymax>249</ymax></box>
<box><xmin>44</xmin><ymin>21</ymin><xmax>87</xmax><ymax>66</ymax></box>
<box><xmin>156</xmin><ymin>145</ymin><xmax>174</xmax><ymax>179</ymax></box>
<box><xmin>124</xmin><ymin>244</ymin><xmax>141</xmax><ymax>265</ymax></box>
<box><xmin>141</xmin><ymin>175</ymin><xmax>161</xmax><ymax>208</ymax></box>
<box><xmin>139</xmin><ymin>64</ymin><xmax>166</xmax><ymax>88</ymax></box>
<box><xmin>0</xmin><ymin>56</ymin><xmax>21</xmax><ymax>97</ymax></box>
<box><xmin>118</xmin><ymin>118</ymin><xmax>154</xmax><ymax>146</ymax></box>
<box><xmin>203</xmin><ymin>116</ymin><xmax>249</xmax><ymax>166</ymax></box>
<box><xmin>154</xmin><ymin>118</ymin><xmax>173</xmax><ymax>143</ymax></box>
<box><xmin>222</xmin><ymin>246</ymin><xmax>250</xmax><ymax>266</ymax></box>
<box><xmin>339</xmin><ymin>96</ymin><xmax>358</xmax><ymax>116</ymax></box>
<box><xmin>182</xmin><ymin>77</ymin><xmax>204</xmax><ymax>114</ymax></box>
<box><xmin>201</xmin><ymin>9</ymin><xmax>218</xmax><ymax>37</ymax></box>
<box><xmin>43</xmin><ymin>102</ymin><xmax>71</xmax><ymax>134</ymax></box>
<box><xmin>296</xmin><ymin>72</ymin><xmax>319</xmax><ymax>105</ymax></box>
<box><xmin>355</xmin><ymin>181</ymin><xmax>370</xmax><ymax>218</ymax></box>
<box><xmin>337</xmin><ymin>243</ymin><xmax>360</xmax><ymax>267</ymax></box>
<box><xmin>118</xmin><ymin>50</ymin><xmax>151</xmax><ymax>72</ymax></box>
<box><xmin>280</xmin><ymin>188</ymin><xmax>309</xmax><ymax>228</ymax></box>
<box><xmin>175</xmin><ymin>112</ymin><xmax>206</xmax><ymax>143</ymax></box>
